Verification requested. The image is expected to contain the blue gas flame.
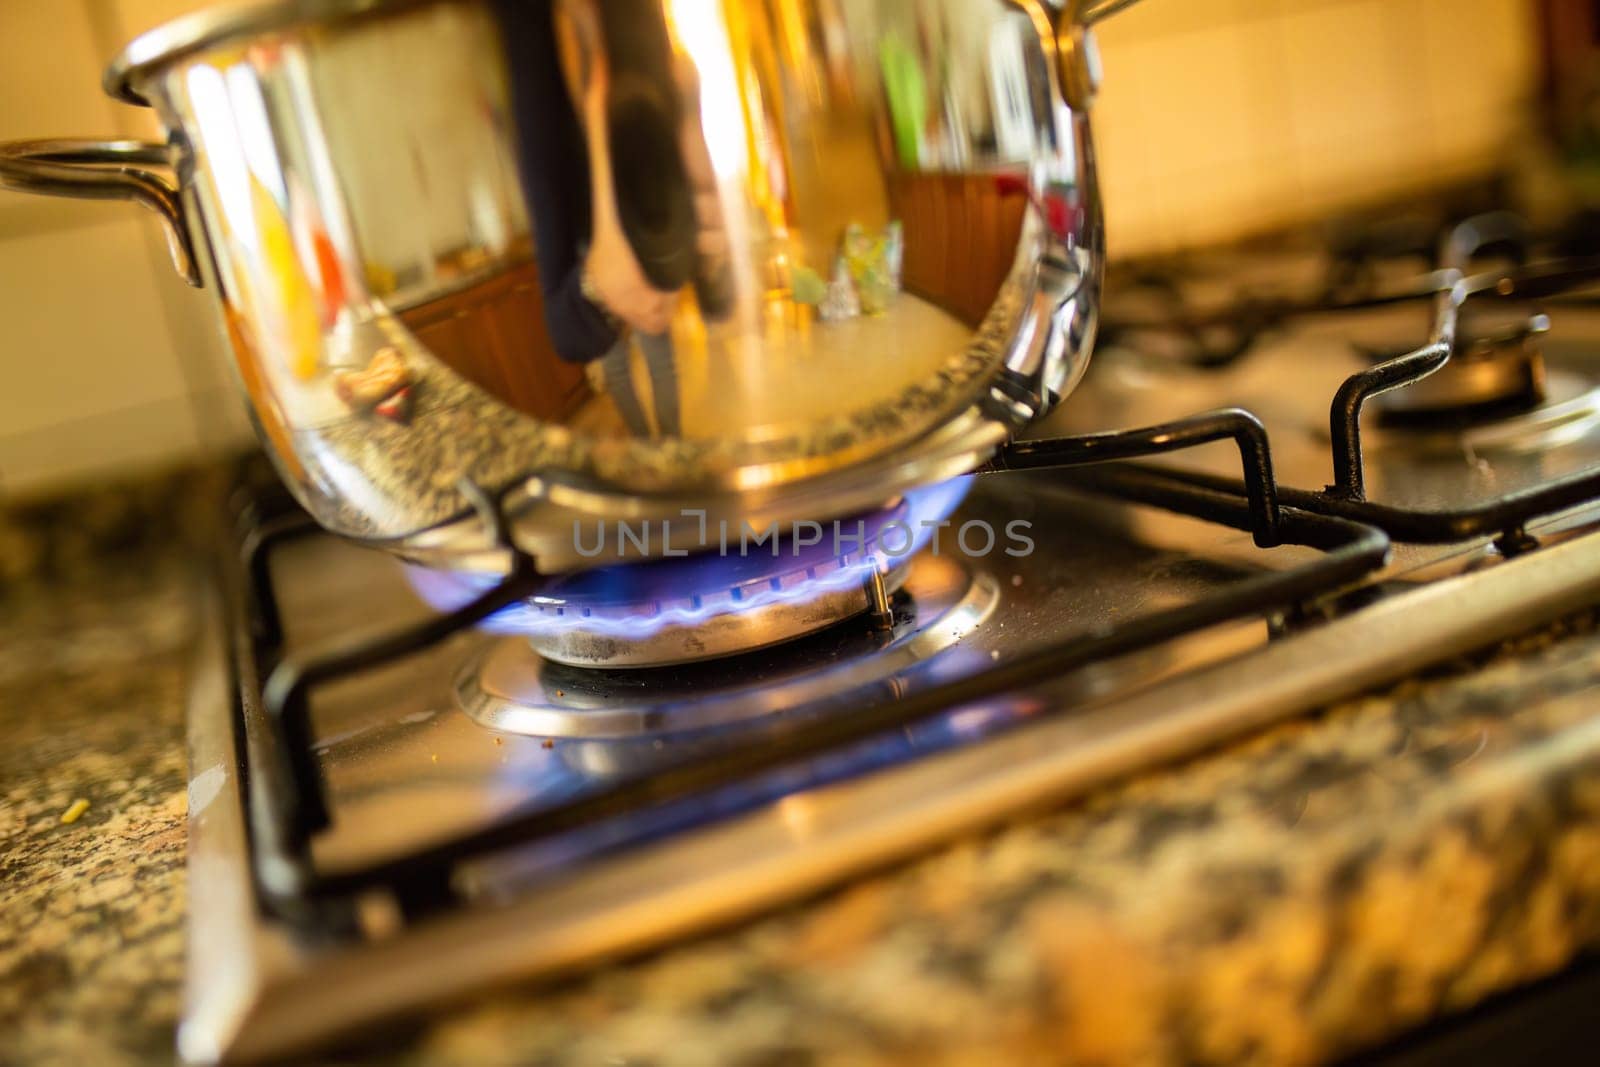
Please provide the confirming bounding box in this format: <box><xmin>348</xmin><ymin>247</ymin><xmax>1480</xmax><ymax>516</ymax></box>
<box><xmin>405</xmin><ymin>477</ymin><xmax>974</xmax><ymax>641</ymax></box>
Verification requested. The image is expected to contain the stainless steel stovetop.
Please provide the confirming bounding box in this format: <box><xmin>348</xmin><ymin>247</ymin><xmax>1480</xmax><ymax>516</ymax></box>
<box><xmin>182</xmin><ymin>211</ymin><xmax>1600</xmax><ymax>1063</ymax></box>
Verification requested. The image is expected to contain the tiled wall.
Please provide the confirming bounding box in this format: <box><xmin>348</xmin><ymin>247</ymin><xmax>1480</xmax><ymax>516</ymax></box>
<box><xmin>1092</xmin><ymin>0</ymin><xmax>1540</xmax><ymax>254</ymax></box>
<box><xmin>0</xmin><ymin>0</ymin><xmax>249</xmax><ymax>497</ymax></box>
<box><xmin>0</xmin><ymin>0</ymin><xmax>1543</xmax><ymax>494</ymax></box>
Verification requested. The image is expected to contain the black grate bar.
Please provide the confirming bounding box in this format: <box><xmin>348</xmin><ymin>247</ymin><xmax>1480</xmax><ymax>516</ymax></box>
<box><xmin>1328</xmin><ymin>214</ymin><xmax>1532</xmax><ymax>500</ymax></box>
<box><xmin>1104</xmin><ymin>256</ymin><xmax>1600</xmax><ymax>338</ymax></box>
<box><xmin>241</xmin><ymin>511</ymin><xmax>321</xmax><ymax>651</ymax></box>
<box><xmin>260</xmin><ymin>481</ymin><xmax>540</xmax><ymax>840</ymax></box>
<box><xmin>980</xmin><ymin>408</ymin><xmax>1281</xmax><ymax>547</ymax></box>
<box><xmin>1116</xmin><ymin>462</ymin><xmax>1600</xmax><ymax>545</ymax></box>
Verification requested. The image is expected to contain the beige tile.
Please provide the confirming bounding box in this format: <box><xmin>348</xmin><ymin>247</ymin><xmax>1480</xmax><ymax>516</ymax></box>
<box><xmin>0</xmin><ymin>3</ymin><xmax>117</xmax><ymax>140</ymax></box>
<box><xmin>1124</xmin><ymin>25</ymin><xmax>1270</xmax><ymax>170</ymax></box>
<box><xmin>1095</xmin><ymin>0</ymin><xmax>1255</xmax><ymax>47</ymax></box>
<box><xmin>0</xmin><ymin>0</ymin><xmax>251</xmax><ymax>493</ymax></box>
<box><xmin>0</xmin><ymin>1</ymin><xmax>129</xmax><ymax>236</ymax></box>
<box><xmin>1091</xmin><ymin>53</ymin><xmax>1157</xmax><ymax>197</ymax></box>
<box><xmin>1179</xmin><ymin>154</ymin><xmax>1309</xmax><ymax>242</ymax></box>
<box><xmin>1104</xmin><ymin>177</ymin><xmax>1183</xmax><ymax>259</ymax></box>
<box><xmin>1093</xmin><ymin>0</ymin><xmax>1496</xmax><ymax>246</ymax></box>
<box><xmin>1095</xmin><ymin>15</ymin><xmax>1288</xmax><ymax>251</ymax></box>
<box><xmin>0</xmin><ymin>394</ymin><xmax>201</xmax><ymax>495</ymax></box>
<box><xmin>104</xmin><ymin>0</ymin><xmax>214</xmax><ymax>43</ymax></box>
<box><xmin>0</xmin><ymin>217</ymin><xmax>201</xmax><ymax>475</ymax></box>
<box><xmin>1229</xmin><ymin>5</ymin><xmax>1298</xmax><ymax>153</ymax></box>
<box><xmin>1279</xmin><ymin>0</ymin><xmax>1417</xmax><ymax>156</ymax></box>
<box><xmin>1419</xmin><ymin>0</ymin><xmax>1539</xmax><ymax>129</ymax></box>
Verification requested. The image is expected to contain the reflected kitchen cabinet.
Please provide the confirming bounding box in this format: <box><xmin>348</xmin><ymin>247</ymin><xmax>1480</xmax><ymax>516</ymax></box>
<box><xmin>887</xmin><ymin>171</ymin><xmax>1027</xmax><ymax>328</ymax></box>
<box><xmin>398</xmin><ymin>259</ymin><xmax>590</xmax><ymax>423</ymax></box>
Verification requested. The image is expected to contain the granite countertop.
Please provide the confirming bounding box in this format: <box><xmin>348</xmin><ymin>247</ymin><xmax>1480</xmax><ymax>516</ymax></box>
<box><xmin>6</xmin><ymin>467</ymin><xmax>1600</xmax><ymax>1066</ymax></box>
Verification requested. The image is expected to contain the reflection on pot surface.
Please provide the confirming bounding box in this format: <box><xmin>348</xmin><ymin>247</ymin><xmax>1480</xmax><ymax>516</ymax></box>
<box><xmin>1</xmin><ymin>0</ymin><xmax>1102</xmax><ymax>571</ymax></box>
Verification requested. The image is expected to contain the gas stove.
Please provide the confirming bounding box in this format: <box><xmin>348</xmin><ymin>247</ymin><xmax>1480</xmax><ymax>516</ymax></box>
<box><xmin>183</xmin><ymin>206</ymin><xmax>1600</xmax><ymax>1063</ymax></box>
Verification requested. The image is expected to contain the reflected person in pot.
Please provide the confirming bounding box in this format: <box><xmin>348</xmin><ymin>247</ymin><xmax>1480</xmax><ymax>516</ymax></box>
<box><xmin>495</xmin><ymin>0</ymin><xmax>732</xmax><ymax>439</ymax></box>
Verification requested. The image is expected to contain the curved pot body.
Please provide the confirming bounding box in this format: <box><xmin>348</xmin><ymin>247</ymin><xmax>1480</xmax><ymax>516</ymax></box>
<box><xmin>0</xmin><ymin>0</ymin><xmax>1104</xmax><ymax>573</ymax></box>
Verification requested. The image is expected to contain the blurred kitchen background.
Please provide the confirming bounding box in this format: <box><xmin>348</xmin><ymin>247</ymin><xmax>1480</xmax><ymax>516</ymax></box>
<box><xmin>0</xmin><ymin>0</ymin><xmax>1573</xmax><ymax>495</ymax></box>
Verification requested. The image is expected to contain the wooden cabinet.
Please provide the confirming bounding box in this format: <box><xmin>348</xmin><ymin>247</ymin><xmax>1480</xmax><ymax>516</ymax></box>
<box><xmin>399</xmin><ymin>259</ymin><xmax>590</xmax><ymax>421</ymax></box>
<box><xmin>886</xmin><ymin>172</ymin><xmax>1027</xmax><ymax>328</ymax></box>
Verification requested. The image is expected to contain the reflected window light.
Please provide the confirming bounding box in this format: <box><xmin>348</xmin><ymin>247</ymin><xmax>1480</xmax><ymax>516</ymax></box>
<box><xmin>226</xmin><ymin>64</ymin><xmax>287</xmax><ymax>208</ymax></box>
<box><xmin>186</xmin><ymin>65</ymin><xmax>259</xmax><ymax>258</ymax></box>
<box><xmin>666</xmin><ymin>0</ymin><xmax>748</xmax><ymax>180</ymax></box>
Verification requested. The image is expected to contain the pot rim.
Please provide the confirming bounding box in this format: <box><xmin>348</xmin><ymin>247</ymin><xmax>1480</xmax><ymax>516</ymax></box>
<box><xmin>104</xmin><ymin>0</ymin><xmax>433</xmax><ymax>105</ymax></box>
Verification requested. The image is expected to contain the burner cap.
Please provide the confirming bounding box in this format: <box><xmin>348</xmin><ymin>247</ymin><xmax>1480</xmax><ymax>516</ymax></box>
<box><xmin>523</xmin><ymin>557</ymin><xmax>912</xmax><ymax>667</ymax></box>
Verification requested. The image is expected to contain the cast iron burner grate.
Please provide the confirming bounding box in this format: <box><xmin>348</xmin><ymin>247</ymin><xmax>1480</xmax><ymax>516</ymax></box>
<box><xmin>227</xmin><ymin>212</ymin><xmax>1600</xmax><ymax>928</ymax></box>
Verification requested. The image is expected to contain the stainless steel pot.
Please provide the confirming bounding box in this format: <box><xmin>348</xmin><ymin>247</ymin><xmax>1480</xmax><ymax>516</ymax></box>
<box><xmin>0</xmin><ymin>0</ymin><xmax>1113</xmax><ymax>573</ymax></box>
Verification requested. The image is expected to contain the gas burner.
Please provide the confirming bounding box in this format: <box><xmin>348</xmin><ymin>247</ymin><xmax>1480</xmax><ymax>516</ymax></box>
<box><xmin>407</xmin><ymin>479</ymin><xmax>973</xmax><ymax>668</ymax></box>
<box><xmin>1375</xmin><ymin>312</ymin><xmax>1550</xmax><ymax>425</ymax></box>
<box><xmin>520</xmin><ymin>558</ymin><xmax>910</xmax><ymax>669</ymax></box>
<box><xmin>454</xmin><ymin>553</ymin><xmax>997</xmax><ymax>738</ymax></box>
<box><xmin>1367</xmin><ymin>368</ymin><xmax>1600</xmax><ymax>459</ymax></box>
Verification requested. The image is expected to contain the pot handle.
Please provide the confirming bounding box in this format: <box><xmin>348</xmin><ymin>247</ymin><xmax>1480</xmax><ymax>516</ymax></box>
<box><xmin>0</xmin><ymin>138</ymin><xmax>200</xmax><ymax>286</ymax></box>
<box><xmin>1054</xmin><ymin>2</ymin><xmax>1105</xmax><ymax>112</ymax></box>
